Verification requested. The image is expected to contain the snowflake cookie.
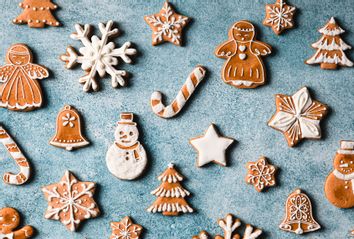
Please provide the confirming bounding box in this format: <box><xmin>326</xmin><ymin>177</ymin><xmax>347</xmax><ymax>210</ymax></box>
<box><xmin>110</xmin><ymin>216</ymin><xmax>143</xmax><ymax>239</ymax></box>
<box><xmin>192</xmin><ymin>214</ymin><xmax>262</xmax><ymax>239</ymax></box>
<box><xmin>268</xmin><ymin>87</ymin><xmax>328</xmax><ymax>147</ymax></box>
<box><xmin>246</xmin><ymin>157</ymin><xmax>276</xmax><ymax>192</ymax></box>
<box><xmin>60</xmin><ymin>20</ymin><xmax>137</xmax><ymax>92</ymax></box>
<box><xmin>0</xmin><ymin>207</ymin><xmax>34</xmax><ymax>239</ymax></box>
<box><xmin>42</xmin><ymin>171</ymin><xmax>100</xmax><ymax>231</ymax></box>
<box><xmin>144</xmin><ymin>1</ymin><xmax>190</xmax><ymax>46</ymax></box>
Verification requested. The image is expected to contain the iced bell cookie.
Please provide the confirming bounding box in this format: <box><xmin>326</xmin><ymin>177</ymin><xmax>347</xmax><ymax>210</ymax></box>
<box><xmin>246</xmin><ymin>156</ymin><xmax>276</xmax><ymax>192</ymax></box>
<box><xmin>110</xmin><ymin>216</ymin><xmax>143</xmax><ymax>239</ymax></box>
<box><xmin>215</xmin><ymin>20</ymin><xmax>272</xmax><ymax>89</ymax></box>
<box><xmin>0</xmin><ymin>207</ymin><xmax>34</xmax><ymax>239</ymax></box>
<box><xmin>325</xmin><ymin>140</ymin><xmax>354</xmax><ymax>208</ymax></box>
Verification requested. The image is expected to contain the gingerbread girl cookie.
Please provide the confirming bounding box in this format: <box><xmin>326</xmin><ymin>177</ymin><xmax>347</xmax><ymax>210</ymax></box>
<box><xmin>215</xmin><ymin>20</ymin><xmax>272</xmax><ymax>89</ymax></box>
<box><xmin>0</xmin><ymin>208</ymin><xmax>34</xmax><ymax>239</ymax></box>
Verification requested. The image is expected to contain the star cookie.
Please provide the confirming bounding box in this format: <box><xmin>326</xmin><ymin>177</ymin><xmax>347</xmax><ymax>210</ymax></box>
<box><xmin>144</xmin><ymin>1</ymin><xmax>190</xmax><ymax>46</ymax></box>
<box><xmin>246</xmin><ymin>157</ymin><xmax>276</xmax><ymax>192</ymax></box>
<box><xmin>42</xmin><ymin>171</ymin><xmax>100</xmax><ymax>231</ymax></box>
<box><xmin>190</xmin><ymin>124</ymin><xmax>234</xmax><ymax>167</ymax></box>
<box><xmin>110</xmin><ymin>216</ymin><xmax>143</xmax><ymax>239</ymax></box>
<box><xmin>268</xmin><ymin>87</ymin><xmax>328</xmax><ymax>147</ymax></box>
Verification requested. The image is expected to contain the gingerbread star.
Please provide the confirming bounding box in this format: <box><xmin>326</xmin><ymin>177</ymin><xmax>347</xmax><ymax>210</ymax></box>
<box><xmin>246</xmin><ymin>157</ymin><xmax>276</xmax><ymax>192</ymax></box>
<box><xmin>42</xmin><ymin>171</ymin><xmax>100</xmax><ymax>231</ymax></box>
<box><xmin>144</xmin><ymin>1</ymin><xmax>190</xmax><ymax>46</ymax></box>
<box><xmin>110</xmin><ymin>216</ymin><xmax>143</xmax><ymax>239</ymax></box>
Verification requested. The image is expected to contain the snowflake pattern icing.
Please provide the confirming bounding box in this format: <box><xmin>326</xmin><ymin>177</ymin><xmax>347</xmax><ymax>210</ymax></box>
<box><xmin>110</xmin><ymin>216</ymin><xmax>143</xmax><ymax>239</ymax></box>
<box><xmin>60</xmin><ymin>20</ymin><xmax>137</xmax><ymax>92</ymax></box>
<box><xmin>263</xmin><ymin>0</ymin><xmax>296</xmax><ymax>34</ymax></box>
<box><xmin>62</xmin><ymin>113</ymin><xmax>76</xmax><ymax>127</ymax></box>
<box><xmin>246</xmin><ymin>157</ymin><xmax>276</xmax><ymax>192</ymax></box>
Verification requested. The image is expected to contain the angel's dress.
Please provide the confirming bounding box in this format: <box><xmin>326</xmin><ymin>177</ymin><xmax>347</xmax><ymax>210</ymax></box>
<box><xmin>0</xmin><ymin>64</ymin><xmax>48</xmax><ymax>111</ymax></box>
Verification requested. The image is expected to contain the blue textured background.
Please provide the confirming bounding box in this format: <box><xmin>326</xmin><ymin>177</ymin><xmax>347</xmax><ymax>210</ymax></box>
<box><xmin>0</xmin><ymin>0</ymin><xmax>353</xmax><ymax>238</ymax></box>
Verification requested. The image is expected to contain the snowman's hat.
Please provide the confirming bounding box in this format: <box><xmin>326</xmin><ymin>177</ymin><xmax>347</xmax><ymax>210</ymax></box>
<box><xmin>117</xmin><ymin>112</ymin><xmax>136</xmax><ymax>126</ymax></box>
<box><xmin>337</xmin><ymin>140</ymin><xmax>354</xmax><ymax>155</ymax></box>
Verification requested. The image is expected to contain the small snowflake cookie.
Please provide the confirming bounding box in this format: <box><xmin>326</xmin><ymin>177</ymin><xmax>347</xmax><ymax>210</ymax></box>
<box><xmin>144</xmin><ymin>1</ymin><xmax>190</xmax><ymax>46</ymax></box>
<box><xmin>246</xmin><ymin>156</ymin><xmax>276</xmax><ymax>192</ymax></box>
<box><xmin>0</xmin><ymin>207</ymin><xmax>34</xmax><ymax>239</ymax></box>
<box><xmin>60</xmin><ymin>20</ymin><xmax>137</xmax><ymax>92</ymax></box>
<box><xmin>42</xmin><ymin>171</ymin><xmax>100</xmax><ymax>231</ymax></box>
<box><xmin>268</xmin><ymin>87</ymin><xmax>328</xmax><ymax>147</ymax></box>
<box><xmin>110</xmin><ymin>216</ymin><xmax>143</xmax><ymax>239</ymax></box>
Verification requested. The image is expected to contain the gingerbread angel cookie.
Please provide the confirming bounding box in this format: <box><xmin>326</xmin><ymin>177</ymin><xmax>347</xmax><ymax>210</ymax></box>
<box><xmin>215</xmin><ymin>20</ymin><xmax>272</xmax><ymax>89</ymax></box>
<box><xmin>0</xmin><ymin>44</ymin><xmax>49</xmax><ymax>111</ymax></box>
<box><xmin>325</xmin><ymin>140</ymin><xmax>354</xmax><ymax>209</ymax></box>
<box><xmin>0</xmin><ymin>207</ymin><xmax>34</xmax><ymax>239</ymax></box>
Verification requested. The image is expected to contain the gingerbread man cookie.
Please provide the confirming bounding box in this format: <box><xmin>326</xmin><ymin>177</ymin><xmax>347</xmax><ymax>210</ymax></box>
<box><xmin>0</xmin><ymin>208</ymin><xmax>34</xmax><ymax>239</ymax></box>
<box><xmin>110</xmin><ymin>216</ymin><xmax>143</xmax><ymax>239</ymax></box>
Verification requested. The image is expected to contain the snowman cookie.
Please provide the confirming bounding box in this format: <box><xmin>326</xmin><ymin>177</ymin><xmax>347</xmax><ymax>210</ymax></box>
<box><xmin>0</xmin><ymin>207</ymin><xmax>34</xmax><ymax>239</ymax></box>
<box><xmin>106</xmin><ymin>113</ymin><xmax>147</xmax><ymax>180</ymax></box>
<box><xmin>325</xmin><ymin>140</ymin><xmax>354</xmax><ymax>208</ymax></box>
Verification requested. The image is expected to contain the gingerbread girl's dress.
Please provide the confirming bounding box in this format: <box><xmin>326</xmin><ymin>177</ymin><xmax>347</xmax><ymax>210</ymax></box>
<box><xmin>0</xmin><ymin>44</ymin><xmax>48</xmax><ymax>111</ymax></box>
<box><xmin>215</xmin><ymin>20</ymin><xmax>272</xmax><ymax>88</ymax></box>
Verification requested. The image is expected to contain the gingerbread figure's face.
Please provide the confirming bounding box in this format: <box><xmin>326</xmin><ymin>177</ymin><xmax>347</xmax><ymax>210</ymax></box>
<box><xmin>334</xmin><ymin>153</ymin><xmax>354</xmax><ymax>175</ymax></box>
<box><xmin>231</xmin><ymin>21</ymin><xmax>255</xmax><ymax>42</ymax></box>
<box><xmin>6</xmin><ymin>44</ymin><xmax>32</xmax><ymax>66</ymax></box>
<box><xmin>115</xmin><ymin>124</ymin><xmax>139</xmax><ymax>147</ymax></box>
<box><xmin>0</xmin><ymin>208</ymin><xmax>20</xmax><ymax>234</ymax></box>
<box><xmin>8</xmin><ymin>53</ymin><xmax>31</xmax><ymax>65</ymax></box>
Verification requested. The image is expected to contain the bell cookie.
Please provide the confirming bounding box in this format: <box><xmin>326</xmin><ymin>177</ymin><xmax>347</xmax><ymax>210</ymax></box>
<box><xmin>110</xmin><ymin>216</ymin><xmax>143</xmax><ymax>239</ymax></box>
<box><xmin>215</xmin><ymin>20</ymin><xmax>272</xmax><ymax>89</ymax></box>
<box><xmin>246</xmin><ymin>156</ymin><xmax>276</xmax><ymax>192</ymax></box>
<box><xmin>0</xmin><ymin>207</ymin><xmax>34</xmax><ymax>239</ymax></box>
<box><xmin>0</xmin><ymin>44</ymin><xmax>49</xmax><ymax>111</ymax></box>
<box><xmin>106</xmin><ymin>113</ymin><xmax>147</xmax><ymax>180</ymax></box>
<box><xmin>144</xmin><ymin>1</ymin><xmax>190</xmax><ymax>46</ymax></box>
<box><xmin>325</xmin><ymin>140</ymin><xmax>354</xmax><ymax>208</ymax></box>
<box><xmin>49</xmin><ymin>105</ymin><xmax>89</xmax><ymax>151</ymax></box>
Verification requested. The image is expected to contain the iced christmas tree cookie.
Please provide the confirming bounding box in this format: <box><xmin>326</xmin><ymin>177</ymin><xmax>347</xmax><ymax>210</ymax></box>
<box><xmin>246</xmin><ymin>156</ymin><xmax>276</xmax><ymax>192</ymax></box>
<box><xmin>325</xmin><ymin>140</ymin><xmax>354</xmax><ymax>208</ymax></box>
<box><xmin>0</xmin><ymin>208</ymin><xmax>34</xmax><ymax>239</ymax></box>
<box><xmin>110</xmin><ymin>216</ymin><xmax>143</xmax><ymax>239</ymax></box>
<box><xmin>306</xmin><ymin>17</ymin><xmax>353</xmax><ymax>69</ymax></box>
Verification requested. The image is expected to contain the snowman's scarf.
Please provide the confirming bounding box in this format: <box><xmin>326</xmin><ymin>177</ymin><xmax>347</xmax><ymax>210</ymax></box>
<box><xmin>333</xmin><ymin>170</ymin><xmax>354</xmax><ymax>194</ymax></box>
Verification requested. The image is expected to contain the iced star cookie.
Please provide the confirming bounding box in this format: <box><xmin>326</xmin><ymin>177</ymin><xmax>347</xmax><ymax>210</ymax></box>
<box><xmin>190</xmin><ymin>124</ymin><xmax>234</xmax><ymax>167</ymax></box>
<box><xmin>268</xmin><ymin>87</ymin><xmax>328</xmax><ymax>147</ymax></box>
<box><xmin>0</xmin><ymin>207</ymin><xmax>34</xmax><ymax>239</ymax></box>
<box><xmin>144</xmin><ymin>1</ymin><xmax>190</xmax><ymax>46</ymax></box>
<box><xmin>110</xmin><ymin>216</ymin><xmax>143</xmax><ymax>239</ymax></box>
<box><xmin>246</xmin><ymin>157</ymin><xmax>276</xmax><ymax>192</ymax></box>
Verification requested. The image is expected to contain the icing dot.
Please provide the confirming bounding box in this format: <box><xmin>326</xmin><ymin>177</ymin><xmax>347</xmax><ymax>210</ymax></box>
<box><xmin>33</xmin><ymin>7</ymin><xmax>37</xmax><ymax>10</ymax></box>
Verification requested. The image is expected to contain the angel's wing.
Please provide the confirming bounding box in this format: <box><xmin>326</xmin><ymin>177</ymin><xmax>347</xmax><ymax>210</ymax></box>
<box><xmin>250</xmin><ymin>41</ymin><xmax>272</xmax><ymax>56</ymax></box>
<box><xmin>215</xmin><ymin>40</ymin><xmax>237</xmax><ymax>59</ymax></box>
<box><xmin>22</xmin><ymin>64</ymin><xmax>49</xmax><ymax>80</ymax></box>
<box><xmin>0</xmin><ymin>65</ymin><xmax>16</xmax><ymax>83</ymax></box>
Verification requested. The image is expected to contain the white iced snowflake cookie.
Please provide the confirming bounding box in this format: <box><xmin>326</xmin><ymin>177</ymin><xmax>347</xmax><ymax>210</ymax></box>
<box><xmin>106</xmin><ymin>113</ymin><xmax>147</xmax><ymax>180</ymax></box>
<box><xmin>60</xmin><ymin>20</ymin><xmax>137</xmax><ymax>92</ymax></box>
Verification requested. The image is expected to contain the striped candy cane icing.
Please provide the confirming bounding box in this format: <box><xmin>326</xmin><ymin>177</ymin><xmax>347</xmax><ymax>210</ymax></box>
<box><xmin>0</xmin><ymin>126</ymin><xmax>30</xmax><ymax>185</ymax></box>
<box><xmin>151</xmin><ymin>65</ymin><xmax>206</xmax><ymax>118</ymax></box>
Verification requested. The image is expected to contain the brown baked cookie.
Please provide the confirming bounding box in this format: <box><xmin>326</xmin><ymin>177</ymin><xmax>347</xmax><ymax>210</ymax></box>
<box><xmin>0</xmin><ymin>207</ymin><xmax>34</xmax><ymax>239</ymax></box>
<box><xmin>246</xmin><ymin>156</ymin><xmax>276</xmax><ymax>192</ymax></box>
<box><xmin>110</xmin><ymin>216</ymin><xmax>143</xmax><ymax>239</ymax></box>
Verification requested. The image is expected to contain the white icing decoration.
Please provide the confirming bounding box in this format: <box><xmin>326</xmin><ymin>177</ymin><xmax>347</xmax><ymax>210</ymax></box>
<box><xmin>264</xmin><ymin>0</ymin><xmax>296</xmax><ymax>32</ymax></box>
<box><xmin>338</xmin><ymin>140</ymin><xmax>354</xmax><ymax>154</ymax></box>
<box><xmin>190</xmin><ymin>124</ymin><xmax>234</xmax><ymax>167</ymax></box>
<box><xmin>0</xmin><ymin>233</ymin><xmax>14</xmax><ymax>239</ymax></box>
<box><xmin>319</xmin><ymin>17</ymin><xmax>344</xmax><ymax>36</ymax></box>
<box><xmin>62</xmin><ymin>113</ymin><xmax>76</xmax><ymax>127</ymax></box>
<box><xmin>333</xmin><ymin>170</ymin><xmax>354</xmax><ymax>194</ymax></box>
<box><xmin>60</xmin><ymin>20</ymin><xmax>137</xmax><ymax>92</ymax></box>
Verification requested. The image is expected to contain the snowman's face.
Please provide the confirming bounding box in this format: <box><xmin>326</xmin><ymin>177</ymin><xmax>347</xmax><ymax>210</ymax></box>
<box><xmin>334</xmin><ymin>153</ymin><xmax>354</xmax><ymax>175</ymax></box>
<box><xmin>0</xmin><ymin>208</ymin><xmax>19</xmax><ymax>233</ymax></box>
<box><xmin>115</xmin><ymin>124</ymin><xmax>139</xmax><ymax>147</ymax></box>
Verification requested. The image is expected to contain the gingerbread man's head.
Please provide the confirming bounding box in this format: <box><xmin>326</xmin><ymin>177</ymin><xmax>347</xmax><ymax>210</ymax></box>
<box><xmin>6</xmin><ymin>44</ymin><xmax>32</xmax><ymax>66</ymax></box>
<box><xmin>0</xmin><ymin>208</ymin><xmax>20</xmax><ymax>234</ymax></box>
<box><xmin>334</xmin><ymin>140</ymin><xmax>354</xmax><ymax>175</ymax></box>
<box><xmin>231</xmin><ymin>20</ymin><xmax>255</xmax><ymax>42</ymax></box>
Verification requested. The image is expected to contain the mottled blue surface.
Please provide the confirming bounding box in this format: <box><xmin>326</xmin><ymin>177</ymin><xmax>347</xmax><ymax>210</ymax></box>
<box><xmin>0</xmin><ymin>0</ymin><xmax>353</xmax><ymax>238</ymax></box>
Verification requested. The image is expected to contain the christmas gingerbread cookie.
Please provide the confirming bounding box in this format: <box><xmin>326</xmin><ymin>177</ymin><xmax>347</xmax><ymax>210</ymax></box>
<box><xmin>0</xmin><ymin>207</ymin><xmax>34</xmax><ymax>239</ymax></box>
<box><xmin>50</xmin><ymin>105</ymin><xmax>90</xmax><ymax>151</ymax></box>
<box><xmin>246</xmin><ymin>156</ymin><xmax>276</xmax><ymax>192</ymax></box>
<box><xmin>325</xmin><ymin>140</ymin><xmax>354</xmax><ymax>208</ymax></box>
<box><xmin>306</xmin><ymin>17</ymin><xmax>353</xmax><ymax>69</ymax></box>
<box><xmin>147</xmin><ymin>163</ymin><xmax>194</xmax><ymax>216</ymax></box>
<box><xmin>0</xmin><ymin>44</ymin><xmax>49</xmax><ymax>111</ymax></box>
<box><xmin>110</xmin><ymin>216</ymin><xmax>143</xmax><ymax>239</ymax></box>
<box><xmin>13</xmin><ymin>0</ymin><xmax>60</xmax><ymax>28</ymax></box>
<box><xmin>215</xmin><ymin>20</ymin><xmax>272</xmax><ymax>89</ymax></box>
<box><xmin>144</xmin><ymin>1</ymin><xmax>190</xmax><ymax>46</ymax></box>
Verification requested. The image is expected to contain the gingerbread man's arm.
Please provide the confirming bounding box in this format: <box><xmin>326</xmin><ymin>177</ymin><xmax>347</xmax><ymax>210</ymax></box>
<box><xmin>215</xmin><ymin>40</ymin><xmax>237</xmax><ymax>58</ymax></box>
<box><xmin>250</xmin><ymin>41</ymin><xmax>272</xmax><ymax>56</ymax></box>
<box><xmin>14</xmin><ymin>225</ymin><xmax>34</xmax><ymax>239</ymax></box>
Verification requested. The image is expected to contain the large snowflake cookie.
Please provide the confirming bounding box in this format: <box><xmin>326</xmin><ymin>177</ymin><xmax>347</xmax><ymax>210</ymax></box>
<box><xmin>110</xmin><ymin>216</ymin><xmax>143</xmax><ymax>239</ymax></box>
<box><xmin>144</xmin><ymin>1</ymin><xmax>190</xmax><ymax>46</ymax></box>
<box><xmin>42</xmin><ymin>171</ymin><xmax>100</xmax><ymax>231</ymax></box>
<box><xmin>268</xmin><ymin>87</ymin><xmax>328</xmax><ymax>147</ymax></box>
<box><xmin>246</xmin><ymin>156</ymin><xmax>276</xmax><ymax>192</ymax></box>
<box><xmin>60</xmin><ymin>20</ymin><xmax>137</xmax><ymax>92</ymax></box>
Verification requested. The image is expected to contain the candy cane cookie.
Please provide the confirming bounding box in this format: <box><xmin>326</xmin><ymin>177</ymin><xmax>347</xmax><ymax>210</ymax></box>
<box><xmin>151</xmin><ymin>65</ymin><xmax>206</xmax><ymax>118</ymax></box>
<box><xmin>0</xmin><ymin>125</ymin><xmax>31</xmax><ymax>185</ymax></box>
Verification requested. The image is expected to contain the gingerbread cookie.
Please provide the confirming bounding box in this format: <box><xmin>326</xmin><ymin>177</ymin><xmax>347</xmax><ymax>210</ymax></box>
<box><xmin>13</xmin><ymin>0</ymin><xmax>60</xmax><ymax>28</ymax></box>
<box><xmin>306</xmin><ymin>17</ymin><xmax>353</xmax><ymax>69</ymax></box>
<box><xmin>0</xmin><ymin>207</ymin><xmax>34</xmax><ymax>239</ymax></box>
<box><xmin>144</xmin><ymin>1</ymin><xmax>190</xmax><ymax>46</ymax></box>
<box><xmin>151</xmin><ymin>66</ymin><xmax>206</xmax><ymax>118</ymax></box>
<box><xmin>60</xmin><ymin>20</ymin><xmax>137</xmax><ymax>92</ymax></box>
<box><xmin>279</xmin><ymin>189</ymin><xmax>321</xmax><ymax>234</ymax></box>
<box><xmin>263</xmin><ymin>0</ymin><xmax>296</xmax><ymax>35</ymax></box>
<box><xmin>215</xmin><ymin>20</ymin><xmax>272</xmax><ymax>89</ymax></box>
<box><xmin>147</xmin><ymin>163</ymin><xmax>194</xmax><ymax>216</ymax></box>
<box><xmin>246</xmin><ymin>157</ymin><xmax>276</xmax><ymax>192</ymax></box>
<box><xmin>190</xmin><ymin>124</ymin><xmax>234</xmax><ymax>167</ymax></box>
<box><xmin>0</xmin><ymin>44</ymin><xmax>49</xmax><ymax>111</ymax></box>
<box><xmin>268</xmin><ymin>87</ymin><xmax>328</xmax><ymax>147</ymax></box>
<box><xmin>42</xmin><ymin>171</ymin><xmax>100</xmax><ymax>231</ymax></box>
<box><xmin>193</xmin><ymin>214</ymin><xmax>262</xmax><ymax>239</ymax></box>
<box><xmin>106</xmin><ymin>113</ymin><xmax>147</xmax><ymax>180</ymax></box>
<box><xmin>325</xmin><ymin>140</ymin><xmax>354</xmax><ymax>208</ymax></box>
<box><xmin>110</xmin><ymin>216</ymin><xmax>143</xmax><ymax>239</ymax></box>
<box><xmin>50</xmin><ymin>105</ymin><xmax>89</xmax><ymax>151</ymax></box>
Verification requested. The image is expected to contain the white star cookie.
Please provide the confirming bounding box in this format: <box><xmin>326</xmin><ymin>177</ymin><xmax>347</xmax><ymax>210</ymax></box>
<box><xmin>190</xmin><ymin>124</ymin><xmax>234</xmax><ymax>167</ymax></box>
